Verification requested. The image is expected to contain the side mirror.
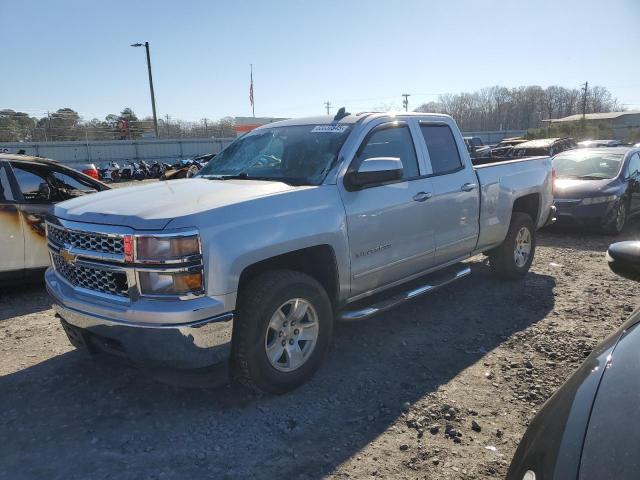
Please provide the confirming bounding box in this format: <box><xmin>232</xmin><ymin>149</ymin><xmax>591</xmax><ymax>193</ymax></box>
<box><xmin>607</xmin><ymin>241</ymin><xmax>640</xmax><ymax>282</ymax></box>
<box><xmin>345</xmin><ymin>157</ymin><xmax>403</xmax><ymax>190</ymax></box>
<box><xmin>38</xmin><ymin>182</ymin><xmax>52</xmax><ymax>201</ymax></box>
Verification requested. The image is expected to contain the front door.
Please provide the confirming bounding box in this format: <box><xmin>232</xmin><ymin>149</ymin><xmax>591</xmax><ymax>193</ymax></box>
<box><xmin>0</xmin><ymin>163</ymin><xmax>25</xmax><ymax>277</ymax></box>
<box><xmin>626</xmin><ymin>153</ymin><xmax>640</xmax><ymax>215</ymax></box>
<box><xmin>418</xmin><ymin>123</ymin><xmax>480</xmax><ymax>264</ymax></box>
<box><xmin>8</xmin><ymin>163</ymin><xmax>54</xmax><ymax>270</ymax></box>
<box><xmin>339</xmin><ymin>121</ymin><xmax>436</xmax><ymax>297</ymax></box>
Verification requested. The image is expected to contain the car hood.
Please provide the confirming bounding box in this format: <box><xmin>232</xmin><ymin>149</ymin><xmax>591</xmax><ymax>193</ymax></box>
<box><xmin>54</xmin><ymin>178</ymin><xmax>302</xmax><ymax>230</ymax></box>
<box><xmin>554</xmin><ymin>177</ymin><xmax>619</xmax><ymax>199</ymax></box>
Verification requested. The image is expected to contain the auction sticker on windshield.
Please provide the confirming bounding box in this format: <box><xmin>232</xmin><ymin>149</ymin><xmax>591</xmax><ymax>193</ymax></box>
<box><xmin>311</xmin><ymin>125</ymin><xmax>349</xmax><ymax>133</ymax></box>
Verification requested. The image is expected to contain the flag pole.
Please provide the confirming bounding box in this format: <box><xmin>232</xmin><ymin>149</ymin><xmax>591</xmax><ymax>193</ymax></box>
<box><xmin>250</xmin><ymin>64</ymin><xmax>255</xmax><ymax>118</ymax></box>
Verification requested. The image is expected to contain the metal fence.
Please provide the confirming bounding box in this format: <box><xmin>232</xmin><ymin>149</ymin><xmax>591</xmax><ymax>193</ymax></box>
<box><xmin>0</xmin><ymin>138</ymin><xmax>235</xmax><ymax>167</ymax></box>
<box><xmin>0</xmin><ymin>130</ymin><xmax>527</xmax><ymax>167</ymax></box>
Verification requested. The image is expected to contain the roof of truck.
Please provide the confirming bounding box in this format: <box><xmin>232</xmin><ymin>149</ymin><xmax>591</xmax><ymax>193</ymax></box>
<box><xmin>259</xmin><ymin>111</ymin><xmax>452</xmax><ymax>129</ymax></box>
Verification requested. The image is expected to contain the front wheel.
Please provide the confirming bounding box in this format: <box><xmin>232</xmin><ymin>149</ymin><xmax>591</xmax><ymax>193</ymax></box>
<box><xmin>489</xmin><ymin>212</ymin><xmax>536</xmax><ymax>280</ymax></box>
<box><xmin>603</xmin><ymin>201</ymin><xmax>626</xmax><ymax>236</ymax></box>
<box><xmin>233</xmin><ymin>270</ymin><xmax>333</xmax><ymax>394</ymax></box>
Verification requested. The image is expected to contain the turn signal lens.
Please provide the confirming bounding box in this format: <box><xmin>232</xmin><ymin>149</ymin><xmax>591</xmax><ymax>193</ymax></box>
<box><xmin>139</xmin><ymin>271</ymin><xmax>203</xmax><ymax>295</ymax></box>
<box><xmin>136</xmin><ymin>235</ymin><xmax>200</xmax><ymax>260</ymax></box>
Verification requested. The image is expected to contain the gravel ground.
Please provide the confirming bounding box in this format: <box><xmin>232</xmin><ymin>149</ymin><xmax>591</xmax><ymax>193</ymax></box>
<box><xmin>2</xmin><ymin>224</ymin><xmax>640</xmax><ymax>480</ymax></box>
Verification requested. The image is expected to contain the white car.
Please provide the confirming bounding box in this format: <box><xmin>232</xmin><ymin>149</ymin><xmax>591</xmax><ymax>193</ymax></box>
<box><xmin>0</xmin><ymin>154</ymin><xmax>108</xmax><ymax>285</ymax></box>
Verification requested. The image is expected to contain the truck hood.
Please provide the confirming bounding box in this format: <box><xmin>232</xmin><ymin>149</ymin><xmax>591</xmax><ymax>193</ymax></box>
<box><xmin>54</xmin><ymin>178</ymin><xmax>300</xmax><ymax>230</ymax></box>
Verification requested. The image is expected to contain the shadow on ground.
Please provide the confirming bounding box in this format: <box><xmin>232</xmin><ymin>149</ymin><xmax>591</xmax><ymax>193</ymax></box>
<box><xmin>0</xmin><ymin>281</ymin><xmax>50</xmax><ymax>321</ymax></box>
<box><xmin>0</xmin><ymin>261</ymin><xmax>555</xmax><ymax>480</ymax></box>
<box><xmin>540</xmin><ymin>216</ymin><xmax>640</xmax><ymax>252</ymax></box>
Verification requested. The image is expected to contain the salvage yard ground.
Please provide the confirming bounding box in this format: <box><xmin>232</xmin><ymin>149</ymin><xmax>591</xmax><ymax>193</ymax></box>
<box><xmin>2</xmin><ymin>225</ymin><xmax>640</xmax><ymax>480</ymax></box>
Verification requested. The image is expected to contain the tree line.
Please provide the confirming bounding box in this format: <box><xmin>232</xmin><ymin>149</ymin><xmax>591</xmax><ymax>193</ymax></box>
<box><xmin>0</xmin><ymin>108</ymin><xmax>236</xmax><ymax>142</ymax></box>
<box><xmin>414</xmin><ymin>85</ymin><xmax>622</xmax><ymax>132</ymax></box>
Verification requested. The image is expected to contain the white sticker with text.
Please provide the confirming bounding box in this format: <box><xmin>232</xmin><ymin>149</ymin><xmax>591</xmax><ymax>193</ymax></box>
<box><xmin>311</xmin><ymin>125</ymin><xmax>349</xmax><ymax>133</ymax></box>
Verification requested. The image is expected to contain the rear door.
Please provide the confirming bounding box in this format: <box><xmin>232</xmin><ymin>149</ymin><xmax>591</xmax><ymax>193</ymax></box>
<box><xmin>0</xmin><ymin>161</ymin><xmax>25</xmax><ymax>277</ymax></box>
<box><xmin>339</xmin><ymin>120</ymin><xmax>437</xmax><ymax>297</ymax></box>
<box><xmin>418</xmin><ymin>122</ymin><xmax>480</xmax><ymax>264</ymax></box>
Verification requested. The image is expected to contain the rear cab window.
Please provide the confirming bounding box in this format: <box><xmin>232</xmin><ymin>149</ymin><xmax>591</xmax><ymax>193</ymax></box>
<box><xmin>420</xmin><ymin>124</ymin><xmax>464</xmax><ymax>175</ymax></box>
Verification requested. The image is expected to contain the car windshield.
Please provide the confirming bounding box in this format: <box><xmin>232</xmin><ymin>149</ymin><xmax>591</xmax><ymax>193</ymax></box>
<box><xmin>553</xmin><ymin>151</ymin><xmax>624</xmax><ymax>179</ymax></box>
<box><xmin>198</xmin><ymin>124</ymin><xmax>353</xmax><ymax>185</ymax></box>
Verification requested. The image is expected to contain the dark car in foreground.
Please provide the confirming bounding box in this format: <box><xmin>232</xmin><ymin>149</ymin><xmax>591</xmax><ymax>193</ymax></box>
<box><xmin>507</xmin><ymin>240</ymin><xmax>640</xmax><ymax>480</ymax></box>
<box><xmin>0</xmin><ymin>154</ymin><xmax>108</xmax><ymax>285</ymax></box>
<box><xmin>552</xmin><ymin>147</ymin><xmax>640</xmax><ymax>234</ymax></box>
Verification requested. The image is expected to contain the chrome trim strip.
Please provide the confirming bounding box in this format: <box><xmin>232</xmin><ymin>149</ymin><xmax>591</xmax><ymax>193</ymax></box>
<box><xmin>340</xmin><ymin>265</ymin><xmax>471</xmax><ymax>321</ymax></box>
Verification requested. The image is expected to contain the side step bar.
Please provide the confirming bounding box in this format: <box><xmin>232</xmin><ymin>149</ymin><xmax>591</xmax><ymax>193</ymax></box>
<box><xmin>339</xmin><ymin>264</ymin><xmax>471</xmax><ymax>321</ymax></box>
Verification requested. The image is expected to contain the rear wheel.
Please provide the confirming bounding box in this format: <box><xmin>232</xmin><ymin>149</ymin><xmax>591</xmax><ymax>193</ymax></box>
<box><xmin>233</xmin><ymin>270</ymin><xmax>333</xmax><ymax>394</ymax></box>
<box><xmin>489</xmin><ymin>212</ymin><xmax>536</xmax><ymax>279</ymax></box>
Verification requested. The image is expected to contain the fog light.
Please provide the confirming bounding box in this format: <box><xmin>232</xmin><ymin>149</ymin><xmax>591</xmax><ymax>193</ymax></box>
<box><xmin>139</xmin><ymin>271</ymin><xmax>203</xmax><ymax>296</ymax></box>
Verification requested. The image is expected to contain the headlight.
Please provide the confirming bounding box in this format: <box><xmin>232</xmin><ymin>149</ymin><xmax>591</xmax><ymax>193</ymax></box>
<box><xmin>135</xmin><ymin>231</ymin><xmax>204</xmax><ymax>297</ymax></box>
<box><xmin>136</xmin><ymin>234</ymin><xmax>200</xmax><ymax>260</ymax></box>
<box><xmin>581</xmin><ymin>195</ymin><xmax>618</xmax><ymax>205</ymax></box>
<box><xmin>139</xmin><ymin>270</ymin><xmax>203</xmax><ymax>296</ymax></box>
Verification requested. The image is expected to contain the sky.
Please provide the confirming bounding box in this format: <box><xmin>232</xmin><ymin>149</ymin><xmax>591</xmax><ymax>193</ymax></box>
<box><xmin>1</xmin><ymin>0</ymin><xmax>639</xmax><ymax>122</ymax></box>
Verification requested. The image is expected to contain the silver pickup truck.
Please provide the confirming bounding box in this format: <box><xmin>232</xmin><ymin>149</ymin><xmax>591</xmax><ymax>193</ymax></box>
<box><xmin>45</xmin><ymin>112</ymin><xmax>555</xmax><ymax>393</ymax></box>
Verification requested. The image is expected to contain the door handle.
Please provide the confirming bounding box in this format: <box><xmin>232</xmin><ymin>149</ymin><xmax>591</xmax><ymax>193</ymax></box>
<box><xmin>461</xmin><ymin>183</ymin><xmax>477</xmax><ymax>192</ymax></box>
<box><xmin>413</xmin><ymin>192</ymin><xmax>432</xmax><ymax>202</ymax></box>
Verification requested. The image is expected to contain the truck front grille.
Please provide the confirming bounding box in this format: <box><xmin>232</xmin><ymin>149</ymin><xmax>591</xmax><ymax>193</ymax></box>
<box><xmin>51</xmin><ymin>252</ymin><xmax>129</xmax><ymax>297</ymax></box>
<box><xmin>47</xmin><ymin>224</ymin><xmax>124</xmax><ymax>255</ymax></box>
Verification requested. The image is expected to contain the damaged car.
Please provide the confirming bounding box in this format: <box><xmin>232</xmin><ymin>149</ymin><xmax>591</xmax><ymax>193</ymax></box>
<box><xmin>0</xmin><ymin>154</ymin><xmax>108</xmax><ymax>285</ymax></box>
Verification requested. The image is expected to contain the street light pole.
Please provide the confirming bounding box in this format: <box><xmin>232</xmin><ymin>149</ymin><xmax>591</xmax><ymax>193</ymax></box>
<box><xmin>131</xmin><ymin>42</ymin><xmax>159</xmax><ymax>138</ymax></box>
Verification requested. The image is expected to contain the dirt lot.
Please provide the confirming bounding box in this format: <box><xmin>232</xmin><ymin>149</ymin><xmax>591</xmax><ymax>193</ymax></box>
<box><xmin>2</xmin><ymin>225</ymin><xmax>640</xmax><ymax>480</ymax></box>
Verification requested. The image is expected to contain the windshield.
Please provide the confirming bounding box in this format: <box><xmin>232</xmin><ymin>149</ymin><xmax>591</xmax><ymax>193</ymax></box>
<box><xmin>553</xmin><ymin>151</ymin><xmax>624</xmax><ymax>179</ymax></box>
<box><xmin>198</xmin><ymin>124</ymin><xmax>353</xmax><ymax>185</ymax></box>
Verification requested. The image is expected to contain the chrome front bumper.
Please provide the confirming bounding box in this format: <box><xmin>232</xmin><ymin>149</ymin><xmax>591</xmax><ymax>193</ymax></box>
<box><xmin>46</xmin><ymin>268</ymin><xmax>234</xmax><ymax>370</ymax></box>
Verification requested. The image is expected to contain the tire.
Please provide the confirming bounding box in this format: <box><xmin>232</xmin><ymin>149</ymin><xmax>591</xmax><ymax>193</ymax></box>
<box><xmin>603</xmin><ymin>201</ymin><xmax>626</xmax><ymax>236</ymax></box>
<box><xmin>489</xmin><ymin>212</ymin><xmax>536</xmax><ymax>280</ymax></box>
<box><xmin>233</xmin><ymin>270</ymin><xmax>333</xmax><ymax>394</ymax></box>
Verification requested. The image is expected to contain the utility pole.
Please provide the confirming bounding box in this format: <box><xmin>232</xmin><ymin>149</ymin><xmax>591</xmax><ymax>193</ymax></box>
<box><xmin>324</xmin><ymin>101</ymin><xmax>332</xmax><ymax>115</ymax></box>
<box><xmin>131</xmin><ymin>42</ymin><xmax>159</xmax><ymax>138</ymax></box>
<box><xmin>402</xmin><ymin>93</ymin><xmax>411</xmax><ymax>112</ymax></box>
<box><xmin>581</xmin><ymin>81</ymin><xmax>589</xmax><ymax>120</ymax></box>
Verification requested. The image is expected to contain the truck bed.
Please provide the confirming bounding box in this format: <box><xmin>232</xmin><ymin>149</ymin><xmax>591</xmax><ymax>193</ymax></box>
<box><xmin>473</xmin><ymin>155</ymin><xmax>554</xmax><ymax>253</ymax></box>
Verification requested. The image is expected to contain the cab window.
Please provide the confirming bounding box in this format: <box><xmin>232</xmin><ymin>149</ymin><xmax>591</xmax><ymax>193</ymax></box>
<box><xmin>420</xmin><ymin>125</ymin><xmax>463</xmax><ymax>175</ymax></box>
<box><xmin>357</xmin><ymin>125</ymin><xmax>420</xmax><ymax>180</ymax></box>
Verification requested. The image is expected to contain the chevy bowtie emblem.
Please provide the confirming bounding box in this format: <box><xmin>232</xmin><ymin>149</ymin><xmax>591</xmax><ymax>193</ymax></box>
<box><xmin>60</xmin><ymin>248</ymin><xmax>78</xmax><ymax>265</ymax></box>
